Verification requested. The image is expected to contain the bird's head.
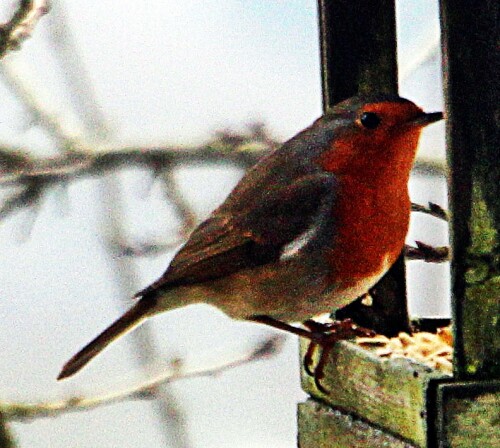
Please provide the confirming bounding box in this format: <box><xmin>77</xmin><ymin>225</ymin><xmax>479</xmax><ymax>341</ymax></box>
<box><xmin>315</xmin><ymin>95</ymin><xmax>443</xmax><ymax>177</ymax></box>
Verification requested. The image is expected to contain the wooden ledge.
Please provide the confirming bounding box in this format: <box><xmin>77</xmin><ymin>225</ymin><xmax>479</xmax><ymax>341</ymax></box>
<box><xmin>299</xmin><ymin>339</ymin><xmax>449</xmax><ymax>447</ymax></box>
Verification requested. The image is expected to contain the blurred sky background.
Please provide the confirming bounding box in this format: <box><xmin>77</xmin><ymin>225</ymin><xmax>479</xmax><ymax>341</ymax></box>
<box><xmin>0</xmin><ymin>1</ymin><xmax>448</xmax><ymax>447</ymax></box>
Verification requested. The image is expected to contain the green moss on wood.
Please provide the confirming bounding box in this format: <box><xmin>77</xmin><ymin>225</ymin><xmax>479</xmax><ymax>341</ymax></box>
<box><xmin>461</xmin><ymin>183</ymin><xmax>500</xmax><ymax>378</ymax></box>
<box><xmin>434</xmin><ymin>381</ymin><xmax>500</xmax><ymax>448</ymax></box>
<box><xmin>300</xmin><ymin>340</ymin><xmax>447</xmax><ymax>447</ymax></box>
<box><xmin>298</xmin><ymin>399</ymin><xmax>415</xmax><ymax>448</ymax></box>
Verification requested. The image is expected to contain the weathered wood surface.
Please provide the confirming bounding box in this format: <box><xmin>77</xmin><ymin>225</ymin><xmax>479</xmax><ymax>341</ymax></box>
<box><xmin>439</xmin><ymin>0</ymin><xmax>499</xmax><ymax>379</ymax></box>
<box><xmin>298</xmin><ymin>399</ymin><xmax>416</xmax><ymax>448</ymax></box>
<box><xmin>300</xmin><ymin>340</ymin><xmax>448</xmax><ymax>447</ymax></box>
<box><xmin>300</xmin><ymin>0</ymin><xmax>500</xmax><ymax>446</ymax></box>
<box><xmin>432</xmin><ymin>380</ymin><xmax>500</xmax><ymax>447</ymax></box>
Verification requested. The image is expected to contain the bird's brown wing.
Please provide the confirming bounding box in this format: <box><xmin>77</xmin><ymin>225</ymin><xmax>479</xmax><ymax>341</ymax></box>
<box><xmin>137</xmin><ymin>173</ymin><xmax>336</xmax><ymax>294</ymax></box>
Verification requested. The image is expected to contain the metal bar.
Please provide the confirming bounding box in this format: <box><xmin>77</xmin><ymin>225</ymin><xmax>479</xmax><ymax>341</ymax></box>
<box><xmin>318</xmin><ymin>0</ymin><xmax>410</xmax><ymax>335</ymax></box>
<box><xmin>439</xmin><ymin>0</ymin><xmax>499</xmax><ymax>380</ymax></box>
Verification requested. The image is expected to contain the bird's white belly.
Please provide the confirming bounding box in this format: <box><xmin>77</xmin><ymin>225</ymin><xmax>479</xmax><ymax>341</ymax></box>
<box><xmin>155</xmin><ymin>250</ymin><xmax>391</xmax><ymax>323</ymax></box>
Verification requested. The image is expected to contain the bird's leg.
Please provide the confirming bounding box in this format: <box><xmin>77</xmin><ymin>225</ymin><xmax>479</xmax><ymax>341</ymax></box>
<box><xmin>302</xmin><ymin>318</ymin><xmax>375</xmax><ymax>393</ymax></box>
<box><xmin>249</xmin><ymin>315</ymin><xmax>317</xmax><ymax>340</ymax></box>
<box><xmin>303</xmin><ymin>340</ymin><xmax>318</xmax><ymax>376</ymax></box>
<box><xmin>249</xmin><ymin>315</ymin><xmax>374</xmax><ymax>393</ymax></box>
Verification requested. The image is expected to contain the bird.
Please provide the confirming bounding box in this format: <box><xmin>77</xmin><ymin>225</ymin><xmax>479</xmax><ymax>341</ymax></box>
<box><xmin>58</xmin><ymin>94</ymin><xmax>442</xmax><ymax>384</ymax></box>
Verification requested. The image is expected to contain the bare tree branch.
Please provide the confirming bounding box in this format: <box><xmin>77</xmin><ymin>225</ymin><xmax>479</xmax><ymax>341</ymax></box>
<box><xmin>158</xmin><ymin>169</ymin><xmax>198</xmax><ymax>238</ymax></box>
<box><xmin>1</xmin><ymin>335</ymin><xmax>285</xmax><ymax>422</ymax></box>
<box><xmin>42</xmin><ymin>2</ymin><xmax>190</xmax><ymax>439</ymax></box>
<box><xmin>0</xmin><ymin>143</ymin><xmax>266</xmax><ymax>183</ymax></box>
<box><xmin>0</xmin><ymin>145</ymin><xmax>445</xmax><ymax>209</ymax></box>
<box><xmin>107</xmin><ymin>236</ymin><xmax>184</xmax><ymax>258</ymax></box>
<box><xmin>0</xmin><ymin>142</ymin><xmax>269</xmax><ymax>225</ymax></box>
<box><xmin>0</xmin><ymin>61</ymin><xmax>83</xmax><ymax>148</ymax></box>
<box><xmin>0</xmin><ymin>0</ymin><xmax>49</xmax><ymax>59</ymax></box>
<box><xmin>45</xmin><ymin>0</ymin><xmax>110</xmax><ymax>142</ymax></box>
<box><xmin>0</xmin><ymin>141</ymin><xmax>444</xmax><ymax>191</ymax></box>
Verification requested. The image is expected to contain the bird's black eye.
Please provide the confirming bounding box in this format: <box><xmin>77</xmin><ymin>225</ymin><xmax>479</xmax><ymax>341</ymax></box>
<box><xmin>360</xmin><ymin>112</ymin><xmax>381</xmax><ymax>129</ymax></box>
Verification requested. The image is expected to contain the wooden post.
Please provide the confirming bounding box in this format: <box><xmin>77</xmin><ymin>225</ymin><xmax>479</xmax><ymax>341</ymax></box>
<box><xmin>439</xmin><ymin>0</ymin><xmax>499</xmax><ymax>382</ymax></box>
<box><xmin>424</xmin><ymin>1</ymin><xmax>500</xmax><ymax>446</ymax></box>
<box><xmin>318</xmin><ymin>0</ymin><xmax>411</xmax><ymax>336</ymax></box>
<box><xmin>317</xmin><ymin>0</ymin><xmax>398</xmax><ymax>105</ymax></box>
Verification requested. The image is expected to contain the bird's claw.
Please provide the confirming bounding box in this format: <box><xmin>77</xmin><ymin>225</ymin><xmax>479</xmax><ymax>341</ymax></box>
<box><xmin>302</xmin><ymin>318</ymin><xmax>375</xmax><ymax>393</ymax></box>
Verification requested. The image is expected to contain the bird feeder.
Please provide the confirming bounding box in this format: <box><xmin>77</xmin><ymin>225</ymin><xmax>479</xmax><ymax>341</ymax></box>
<box><xmin>298</xmin><ymin>1</ymin><xmax>499</xmax><ymax>447</ymax></box>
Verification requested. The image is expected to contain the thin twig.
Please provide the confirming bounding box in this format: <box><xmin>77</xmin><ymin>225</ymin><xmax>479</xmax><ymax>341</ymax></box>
<box><xmin>405</xmin><ymin>241</ymin><xmax>450</xmax><ymax>263</ymax></box>
<box><xmin>1</xmin><ymin>335</ymin><xmax>284</xmax><ymax>422</ymax></box>
<box><xmin>109</xmin><ymin>169</ymin><xmax>197</xmax><ymax>258</ymax></box>
<box><xmin>0</xmin><ymin>61</ymin><xmax>83</xmax><ymax>148</ymax></box>
<box><xmin>158</xmin><ymin>169</ymin><xmax>198</xmax><ymax>238</ymax></box>
<box><xmin>107</xmin><ymin>237</ymin><xmax>185</xmax><ymax>258</ymax></box>
<box><xmin>44</xmin><ymin>0</ymin><xmax>110</xmax><ymax>142</ymax></box>
<box><xmin>399</xmin><ymin>33</ymin><xmax>440</xmax><ymax>82</ymax></box>
<box><xmin>0</xmin><ymin>0</ymin><xmax>49</xmax><ymax>59</ymax></box>
<box><xmin>0</xmin><ymin>179</ymin><xmax>46</xmax><ymax>220</ymax></box>
<box><xmin>411</xmin><ymin>202</ymin><xmax>449</xmax><ymax>221</ymax></box>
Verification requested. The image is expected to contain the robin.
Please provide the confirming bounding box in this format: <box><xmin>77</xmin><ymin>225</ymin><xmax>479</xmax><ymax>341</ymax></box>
<box><xmin>58</xmin><ymin>94</ymin><xmax>442</xmax><ymax>388</ymax></box>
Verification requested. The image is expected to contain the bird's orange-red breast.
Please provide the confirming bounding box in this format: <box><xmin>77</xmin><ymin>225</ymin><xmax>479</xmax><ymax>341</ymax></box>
<box><xmin>58</xmin><ymin>95</ymin><xmax>442</xmax><ymax>380</ymax></box>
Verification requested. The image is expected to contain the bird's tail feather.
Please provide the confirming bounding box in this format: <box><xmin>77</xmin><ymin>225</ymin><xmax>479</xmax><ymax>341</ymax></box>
<box><xmin>57</xmin><ymin>299</ymin><xmax>154</xmax><ymax>380</ymax></box>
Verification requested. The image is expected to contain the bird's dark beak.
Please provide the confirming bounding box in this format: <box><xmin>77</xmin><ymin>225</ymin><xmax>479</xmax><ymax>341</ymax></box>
<box><xmin>411</xmin><ymin>111</ymin><xmax>444</xmax><ymax>127</ymax></box>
